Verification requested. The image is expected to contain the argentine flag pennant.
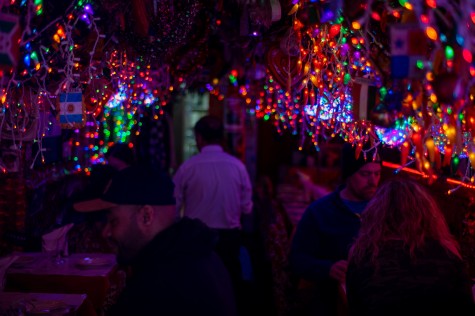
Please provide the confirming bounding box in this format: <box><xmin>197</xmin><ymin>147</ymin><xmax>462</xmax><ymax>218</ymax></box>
<box><xmin>58</xmin><ymin>92</ymin><xmax>85</xmax><ymax>129</ymax></box>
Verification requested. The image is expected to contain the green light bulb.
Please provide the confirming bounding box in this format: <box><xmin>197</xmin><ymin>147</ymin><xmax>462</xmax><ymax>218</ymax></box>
<box><xmin>445</xmin><ymin>46</ymin><xmax>454</xmax><ymax>60</ymax></box>
<box><xmin>343</xmin><ymin>73</ymin><xmax>351</xmax><ymax>85</ymax></box>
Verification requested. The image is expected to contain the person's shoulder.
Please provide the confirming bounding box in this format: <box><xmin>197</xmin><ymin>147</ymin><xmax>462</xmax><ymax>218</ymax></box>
<box><xmin>222</xmin><ymin>152</ymin><xmax>248</xmax><ymax>166</ymax></box>
<box><xmin>309</xmin><ymin>189</ymin><xmax>339</xmax><ymax>207</ymax></box>
<box><xmin>300</xmin><ymin>190</ymin><xmax>340</xmax><ymax>218</ymax></box>
<box><xmin>174</xmin><ymin>154</ymin><xmax>199</xmax><ymax>172</ymax></box>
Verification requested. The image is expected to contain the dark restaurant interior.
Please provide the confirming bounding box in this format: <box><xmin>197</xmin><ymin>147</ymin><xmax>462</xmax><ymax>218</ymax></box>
<box><xmin>1</xmin><ymin>0</ymin><xmax>475</xmax><ymax>315</ymax></box>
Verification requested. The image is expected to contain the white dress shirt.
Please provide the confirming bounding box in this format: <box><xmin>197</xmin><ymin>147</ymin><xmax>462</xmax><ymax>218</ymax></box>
<box><xmin>173</xmin><ymin>145</ymin><xmax>253</xmax><ymax>229</ymax></box>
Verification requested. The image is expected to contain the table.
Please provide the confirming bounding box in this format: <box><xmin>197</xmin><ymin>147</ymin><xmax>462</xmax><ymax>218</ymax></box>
<box><xmin>0</xmin><ymin>291</ymin><xmax>97</xmax><ymax>315</ymax></box>
<box><xmin>4</xmin><ymin>252</ymin><xmax>122</xmax><ymax>312</ymax></box>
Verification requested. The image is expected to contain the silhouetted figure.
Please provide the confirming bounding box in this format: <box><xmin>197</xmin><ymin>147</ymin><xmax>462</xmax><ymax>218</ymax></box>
<box><xmin>173</xmin><ymin>115</ymin><xmax>253</xmax><ymax>315</ymax></box>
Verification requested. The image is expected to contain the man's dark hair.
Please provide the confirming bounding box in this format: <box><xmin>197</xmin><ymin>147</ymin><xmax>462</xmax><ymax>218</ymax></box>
<box><xmin>194</xmin><ymin>115</ymin><xmax>224</xmax><ymax>144</ymax></box>
<box><xmin>341</xmin><ymin>141</ymin><xmax>381</xmax><ymax>180</ymax></box>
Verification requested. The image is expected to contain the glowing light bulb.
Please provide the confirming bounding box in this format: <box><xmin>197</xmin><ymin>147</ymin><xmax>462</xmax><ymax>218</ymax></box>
<box><xmin>351</xmin><ymin>21</ymin><xmax>361</xmax><ymax>30</ymax></box>
<box><xmin>426</xmin><ymin>0</ymin><xmax>436</xmax><ymax>8</ymax></box>
<box><xmin>425</xmin><ymin>26</ymin><xmax>437</xmax><ymax>41</ymax></box>
<box><xmin>463</xmin><ymin>49</ymin><xmax>472</xmax><ymax>63</ymax></box>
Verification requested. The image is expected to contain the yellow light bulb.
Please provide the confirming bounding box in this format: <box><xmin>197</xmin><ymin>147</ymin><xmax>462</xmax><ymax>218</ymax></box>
<box><xmin>425</xmin><ymin>26</ymin><xmax>438</xmax><ymax>41</ymax></box>
<box><xmin>352</xmin><ymin>21</ymin><xmax>361</xmax><ymax>30</ymax></box>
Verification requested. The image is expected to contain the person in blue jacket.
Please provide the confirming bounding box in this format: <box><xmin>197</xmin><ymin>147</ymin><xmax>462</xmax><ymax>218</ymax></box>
<box><xmin>288</xmin><ymin>141</ymin><xmax>382</xmax><ymax>316</ymax></box>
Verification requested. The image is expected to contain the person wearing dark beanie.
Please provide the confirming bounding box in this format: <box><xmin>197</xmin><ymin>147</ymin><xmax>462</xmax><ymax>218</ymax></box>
<box><xmin>289</xmin><ymin>140</ymin><xmax>382</xmax><ymax>316</ymax></box>
<box><xmin>341</xmin><ymin>142</ymin><xmax>381</xmax><ymax>180</ymax></box>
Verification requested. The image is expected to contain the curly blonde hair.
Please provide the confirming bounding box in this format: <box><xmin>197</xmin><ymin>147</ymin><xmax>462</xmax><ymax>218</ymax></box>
<box><xmin>349</xmin><ymin>176</ymin><xmax>461</xmax><ymax>265</ymax></box>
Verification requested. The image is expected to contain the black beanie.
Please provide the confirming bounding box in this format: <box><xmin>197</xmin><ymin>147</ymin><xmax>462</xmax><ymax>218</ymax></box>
<box><xmin>105</xmin><ymin>143</ymin><xmax>135</xmax><ymax>165</ymax></box>
<box><xmin>341</xmin><ymin>142</ymin><xmax>382</xmax><ymax>180</ymax></box>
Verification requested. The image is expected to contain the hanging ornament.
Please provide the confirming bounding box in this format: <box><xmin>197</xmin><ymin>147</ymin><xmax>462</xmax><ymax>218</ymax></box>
<box><xmin>329</xmin><ymin>24</ymin><xmax>341</xmax><ymax>38</ymax></box>
<box><xmin>469</xmin><ymin>148</ymin><xmax>475</xmax><ymax>170</ymax></box>
<box><xmin>411</xmin><ymin>128</ymin><xmax>424</xmax><ymax>171</ymax></box>
<box><xmin>400</xmin><ymin>140</ymin><xmax>410</xmax><ymax>166</ymax></box>
<box><xmin>425</xmin><ymin>137</ymin><xmax>435</xmax><ymax>163</ymax></box>
<box><xmin>351</xmin><ymin>77</ymin><xmax>377</xmax><ymax>121</ymax></box>
<box><xmin>443</xmin><ymin>144</ymin><xmax>453</xmax><ymax>166</ymax></box>
<box><xmin>354</xmin><ymin>142</ymin><xmax>363</xmax><ymax>159</ymax></box>
<box><xmin>390</xmin><ymin>24</ymin><xmax>427</xmax><ymax>79</ymax></box>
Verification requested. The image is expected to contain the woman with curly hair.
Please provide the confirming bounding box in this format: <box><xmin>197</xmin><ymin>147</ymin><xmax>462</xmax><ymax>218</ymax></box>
<box><xmin>346</xmin><ymin>177</ymin><xmax>475</xmax><ymax>316</ymax></box>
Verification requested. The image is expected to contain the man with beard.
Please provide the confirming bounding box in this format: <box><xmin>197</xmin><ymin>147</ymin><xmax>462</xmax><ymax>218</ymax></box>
<box><xmin>74</xmin><ymin>166</ymin><xmax>237</xmax><ymax>316</ymax></box>
<box><xmin>288</xmin><ymin>141</ymin><xmax>382</xmax><ymax>316</ymax></box>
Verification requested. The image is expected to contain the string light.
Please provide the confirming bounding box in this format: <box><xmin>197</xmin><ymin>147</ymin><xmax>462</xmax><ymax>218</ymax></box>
<box><xmin>1</xmin><ymin>0</ymin><xmax>475</xmax><ymax>190</ymax></box>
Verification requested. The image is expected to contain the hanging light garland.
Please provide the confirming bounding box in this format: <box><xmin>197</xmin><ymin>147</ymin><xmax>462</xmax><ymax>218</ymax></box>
<box><xmin>245</xmin><ymin>0</ymin><xmax>475</xmax><ymax>187</ymax></box>
<box><xmin>1</xmin><ymin>0</ymin><xmax>475</xmax><ymax>189</ymax></box>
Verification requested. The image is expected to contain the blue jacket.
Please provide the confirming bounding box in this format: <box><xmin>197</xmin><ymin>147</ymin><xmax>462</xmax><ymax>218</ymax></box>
<box><xmin>289</xmin><ymin>186</ymin><xmax>362</xmax><ymax>281</ymax></box>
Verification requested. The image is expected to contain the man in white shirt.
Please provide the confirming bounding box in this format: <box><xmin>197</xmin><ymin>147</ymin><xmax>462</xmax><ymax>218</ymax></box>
<box><xmin>173</xmin><ymin>115</ymin><xmax>253</xmax><ymax>314</ymax></box>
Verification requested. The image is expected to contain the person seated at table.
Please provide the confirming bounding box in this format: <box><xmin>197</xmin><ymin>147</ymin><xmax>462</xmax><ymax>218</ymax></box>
<box><xmin>67</xmin><ymin>165</ymin><xmax>116</xmax><ymax>254</ymax></box>
<box><xmin>74</xmin><ymin>165</ymin><xmax>237</xmax><ymax>316</ymax></box>
<box><xmin>346</xmin><ymin>177</ymin><xmax>475</xmax><ymax>316</ymax></box>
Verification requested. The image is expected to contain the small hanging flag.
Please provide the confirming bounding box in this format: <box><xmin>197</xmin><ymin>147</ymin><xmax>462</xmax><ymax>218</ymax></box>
<box><xmin>0</xmin><ymin>13</ymin><xmax>21</xmax><ymax>68</ymax></box>
<box><xmin>390</xmin><ymin>24</ymin><xmax>427</xmax><ymax>79</ymax></box>
<box><xmin>58</xmin><ymin>92</ymin><xmax>85</xmax><ymax>129</ymax></box>
<box><xmin>351</xmin><ymin>77</ymin><xmax>377</xmax><ymax>121</ymax></box>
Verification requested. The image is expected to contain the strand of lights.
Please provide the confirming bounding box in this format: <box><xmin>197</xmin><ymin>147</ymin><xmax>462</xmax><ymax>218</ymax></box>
<box><xmin>383</xmin><ymin>161</ymin><xmax>475</xmax><ymax>193</ymax></box>
<box><xmin>251</xmin><ymin>0</ymin><xmax>475</xmax><ymax>185</ymax></box>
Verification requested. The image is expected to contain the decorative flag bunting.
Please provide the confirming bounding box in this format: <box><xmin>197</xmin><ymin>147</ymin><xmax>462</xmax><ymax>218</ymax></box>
<box><xmin>351</xmin><ymin>77</ymin><xmax>377</xmax><ymax>121</ymax></box>
<box><xmin>390</xmin><ymin>25</ymin><xmax>427</xmax><ymax>79</ymax></box>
